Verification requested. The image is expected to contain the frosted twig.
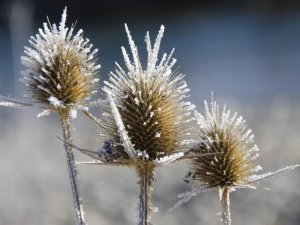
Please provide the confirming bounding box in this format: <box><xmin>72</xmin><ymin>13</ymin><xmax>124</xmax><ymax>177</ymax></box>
<box><xmin>76</xmin><ymin>160</ymin><xmax>104</xmax><ymax>165</ymax></box>
<box><xmin>59</xmin><ymin>116</ymin><xmax>86</xmax><ymax>225</ymax></box>
<box><xmin>154</xmin><ymin>152</ymin><xmax>184</xmax><ymax>166</ymax></box>
<box><xmin>220</xmin><ymin>187</ymin><xmax>232</xmax><ymax>225</ymax></box>
<box><xmin>0</xmin><ymin>95</ymin><xmax>32</xmax><ymax>108</ymax></box>
<box><xmin>247</xmin><ymin>164</ymin><xmax>300</xmax><ymax>184</ymax></box>
<box><xmin>57</xmin><ymin>135</ymin><xmax>107</xmax><ymax>162</ymax></box>
<box><xmin>124</xmin><ymin>24</ymin><xmax>140</xmax><ymax>71</ymax></box>
<box><xmin>166</xmin><ymin>185</ymin><xmax>211</xmax><ymax>217</ymax></box>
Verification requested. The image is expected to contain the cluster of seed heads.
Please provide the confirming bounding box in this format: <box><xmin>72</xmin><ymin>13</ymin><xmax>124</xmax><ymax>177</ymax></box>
<box><xmin>0</xmin><ymin>7</ymin><xmax>299</xmax><ymax>225</ymax></box>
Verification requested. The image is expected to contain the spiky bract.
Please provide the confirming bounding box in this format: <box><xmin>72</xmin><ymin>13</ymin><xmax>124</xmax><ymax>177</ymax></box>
<box><xmin>21</xmin><ymin>8</ymin><xmax>100</xmax><ymax>111</ymax></box>
<box><xmin>190</xmin><ymin>100</ymin><xmax>260</xmax><ymax>188</ymax></box>
<box><xmin>101</xmin><ymin>25</ymin><xmax>195</xmax><ymax>162</ymax></box>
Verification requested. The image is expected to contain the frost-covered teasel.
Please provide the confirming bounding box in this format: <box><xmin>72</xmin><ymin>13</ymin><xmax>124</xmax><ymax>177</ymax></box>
<box><xmin>101</xmin><ymin>24</ymin><xmax>195</xmax><ymax>162</ymax></box>
<box><xmin>169</xmin><ymin>98</ymin><xmax>299</xmax><ymax>225</ymax></box>
<box><xmin>21</xmin><ymin>7</ymin><xmax>100</xmax><ymax>117</ymax></box>
<box><xmin>78</xmin><ymin>25</ymin><xmax>195</xmax><ymax>225</ymax></box>
<box><xmin>19</xmin><ymin>8</ymin><xmax>100</xmax><ymax>225</ymax></box>
<box><xmin>190</xmin><ymin>100</ymin><xmax>260</xmax><ymax>189</ymax></box>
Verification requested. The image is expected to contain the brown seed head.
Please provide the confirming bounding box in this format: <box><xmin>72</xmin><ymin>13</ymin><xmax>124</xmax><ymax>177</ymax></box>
<box><xmin>189</xmin><ymin>99</ymin><xmax>260</xmax><ymax>188</ymax></box>
<box><xmin>21</xmin><ymin>8</ymin><xmax>100</xmax><ymax>112</ymax></box>
<box><xmin>100</xmin><ymin>25</ymin><xmax>195</xmax><ymax>162</ymax></box>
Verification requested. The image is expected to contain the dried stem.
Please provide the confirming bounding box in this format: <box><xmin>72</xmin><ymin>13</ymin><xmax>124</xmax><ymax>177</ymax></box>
<box><xmin>0</xmin><ymin>95</ymin><xmax>32</xmax><ymax>108</ymax></box>
<box><xmin>59</xmin><ymin>109</ymin><xmax>86</xmax><ymax>225</ymax></box>
<box><xmin>136</xmin><ymin>163</ymin><xmax>155</xmax><ymax>225</ymax></box>
<box><xmin>220</xmin><ymin>187</ymin><xmax>231</xmax><ymax>225</ymax></box>
<box><xmin>82</xmin><ymin>109</ymin><xmax>103</xmax><ymax>127</ymax></box>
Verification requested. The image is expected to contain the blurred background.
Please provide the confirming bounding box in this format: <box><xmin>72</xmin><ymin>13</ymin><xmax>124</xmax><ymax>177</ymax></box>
<box><xmin>0</xmin><ymin>0</ymin><xmax>300</xmax><ymax>225</ymax></box>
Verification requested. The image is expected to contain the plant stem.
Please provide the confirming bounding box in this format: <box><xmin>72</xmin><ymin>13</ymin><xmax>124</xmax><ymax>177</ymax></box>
<box><xmin>59</xmin><ymin>110</ymin><xmax>85</xmax><ymax>225</ymax></box>
<box><xmin>221</xmin><ymin>187</ymin><xmax>231</xmax><ymax>225</ymax></box>
<box><xmin>136</xmin><ymin>163</ymin><xmax>155</xmax><ymax>225</ymax></box>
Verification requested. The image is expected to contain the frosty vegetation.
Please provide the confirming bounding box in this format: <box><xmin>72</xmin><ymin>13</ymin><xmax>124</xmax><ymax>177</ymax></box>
<box><xmin>0</xmin><ymin>7</ymin><xmax>299</xmax><ymax>225</ymax></box>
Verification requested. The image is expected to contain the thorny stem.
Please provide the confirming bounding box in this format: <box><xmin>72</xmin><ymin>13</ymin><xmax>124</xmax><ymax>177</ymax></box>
<box><xmin>220</xmin><ymin>187</ymin><xmax>231</xmax><ymax>225</ymax></box>
<box><xmin>136</xmin><ymin>163</ymin><xmax>155</xmax><ymax>225</ymax></box>
<box><xmin>59</xmin><ymin>109</ymin><xmax>86</xmax><ymax>225</ymax></box>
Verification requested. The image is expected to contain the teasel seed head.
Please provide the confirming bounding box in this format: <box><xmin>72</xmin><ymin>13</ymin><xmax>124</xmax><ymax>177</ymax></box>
<box><xmin>190</xmin><ymin>99</ymin><xmax>260</xmax><ymax>188</ymax></box>
<box><xmin>100</xmin><ymin>24</ymin><xmax>195</xmax><ymax>163</ymax></box>
<box><xmin>168</xmin><ymin>98</ymin><xmax>299</xmax><ymax>224</ymax></box>
<box><xmin>21</xmin><ymin>7</ymin><xmax>100</xmax><ymax>117</ymax></box>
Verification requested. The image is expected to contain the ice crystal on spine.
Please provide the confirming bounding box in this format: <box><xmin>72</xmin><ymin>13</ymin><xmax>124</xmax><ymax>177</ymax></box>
<box><xmin>21</xmin><ymin>7</ymin><xmax>100</xmax><ymax>115</ymax></box>
<box><xmin>169</xmin><ymin>98</ymin><xmax>299</xmax><ymax>225</ymax></box>
<box><xmin>101</xmin><ymin>24</ymin><xmax>195</xmax><ymax>161</ymax></box>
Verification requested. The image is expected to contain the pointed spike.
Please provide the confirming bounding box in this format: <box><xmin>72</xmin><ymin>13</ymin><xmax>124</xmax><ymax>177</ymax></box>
<box><xmin>247</xmin><ymin>164</ymin><xmax>300</xmax><ymax>183</ymax></box>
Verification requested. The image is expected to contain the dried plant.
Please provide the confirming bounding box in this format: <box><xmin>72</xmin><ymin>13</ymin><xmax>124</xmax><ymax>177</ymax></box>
<box><xmin>76</xmin><ymin>24</ymin><xmax>195</xmax><ymax>225</ymax></box>
<box><xmin>19</xmin><ymin>7</ymin><xmax>100</xmax><ymax>225</ymax></box>
<box><xmin>168</xmin><ymin>98</ymin><xmax>299</xmax><ymax>225</ymax></box>
<box><xmin>1</xmin><ymin>7</ymin><xmax>299</xmax><ymax>225</ymax></box>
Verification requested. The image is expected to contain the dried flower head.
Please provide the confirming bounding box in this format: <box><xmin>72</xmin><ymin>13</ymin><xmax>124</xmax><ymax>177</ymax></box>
<box><xmin>169</xmin><ymin>98</ymin><xmax>299</xmax><ymax>225</ymax></box>
<box><xmin>190</xmin><ymin>99</ymin><xmax>260</xmax><ymax>188</ymax></box>
<box><xmin>21</xmin><ymin>7</ymin><xmax>100</xmax><ymax>116</ymax></box>
<box><xmin>77</xmin><ymin>24</ymin><xmax>195</xmax><ymax>225</ymax></box>
<box><xmin>99</xmin><ymin>24</ymin><xmax>195</xmax><ymax>163</ymax></box>
<box><xmin>19</xmin><ymin>8</ymin><xmax>101</xmax><ymax>225</ymax></box>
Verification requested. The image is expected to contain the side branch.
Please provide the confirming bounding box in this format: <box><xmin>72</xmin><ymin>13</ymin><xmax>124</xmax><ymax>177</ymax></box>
<box><xmin>0</xmin><ymin>95</ymin><xmax>32</xmax><ymax>109</ymax></box>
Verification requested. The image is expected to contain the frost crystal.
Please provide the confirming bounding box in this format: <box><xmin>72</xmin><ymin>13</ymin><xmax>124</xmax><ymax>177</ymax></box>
<box><xmin>155</xmin><ymin>152</ymin><xmax>184</xmax><ymax>165</ymax></box>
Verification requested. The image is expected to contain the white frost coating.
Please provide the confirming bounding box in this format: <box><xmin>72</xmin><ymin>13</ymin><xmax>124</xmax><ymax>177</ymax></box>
<box><xmin>134</xmin><ymin>97</ymin><xmax>140</xmax><ymax>105</ymax></box>
<box><xmin>166</xmin><ymin>186</ymin><xmax>211</xmax><ymax>216</ymax></box>
<box><xmin>37</xmin><ymin>109</ymin><xmax>51</xmax><ymax>118</ymax></box>
<box><xmin>250</xmin><ymin>165</ymin><xmax>263</xmax><ymax>173</ymax></box>
<box><xmin>247</xmin><ymin>164</ymin><xmax>300</xmax><ymax>183</ymax></box>
<box><xmin>48</xmin><ymin>96</ymin><xmax>63</xmax><ymax>107</ymax></box>
<box><xmin>70</xmin><ymin>108</ymin><xmax>78</xmax><ymax>119</ymax></box>
<box><xmin>155</xmin><ymin>132</ymin><xmax>161</xmax><ymax>138</ymax></box>
<box><xmin>136</xmin><ymin>150</ymin><xmax>149</xmax><ymax>160</ymax></box>
<box><xmin>105</xmin><ymin>90</ymin><xmax>137</xmax><ymax>159</ymax></box>
<box><xmin>21</xmin><ymin>7</ymin><xmax>100</xmax><ymax>106</ymax></box>
<box><xmin>124</xmin><ymin>24</ymin><xmax>140</xmax><ymax>71</ymax></box>
<box><xmin>151</xmin><ymin>207</ymin><xmax>159</xmax><ymax>213</ymax></box>
<box><xmin>76</xmin><ymin>160</ymin><xmax>105</xmax><ymax>165</ymax></box>
<box><xmin>155</xmin><ymin>152</ymin><xmax>184</xmax><ymax>165</ymax></box>
<box><xmin>0</xmin><ymin>95</ymin><xmax>32</xmax><ymax>109</ymax></box>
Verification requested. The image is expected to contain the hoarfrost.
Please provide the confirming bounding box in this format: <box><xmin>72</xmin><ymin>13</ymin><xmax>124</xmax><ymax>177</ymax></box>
<box><xmin>155</xmin><ymin>152</ymin><xmax>184</xmax><ymax>165</ymax></box>
<box><xmin>48</xmin><ymin>96</ymin><xmax>63</xmax><ymax>107</ymax></box>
